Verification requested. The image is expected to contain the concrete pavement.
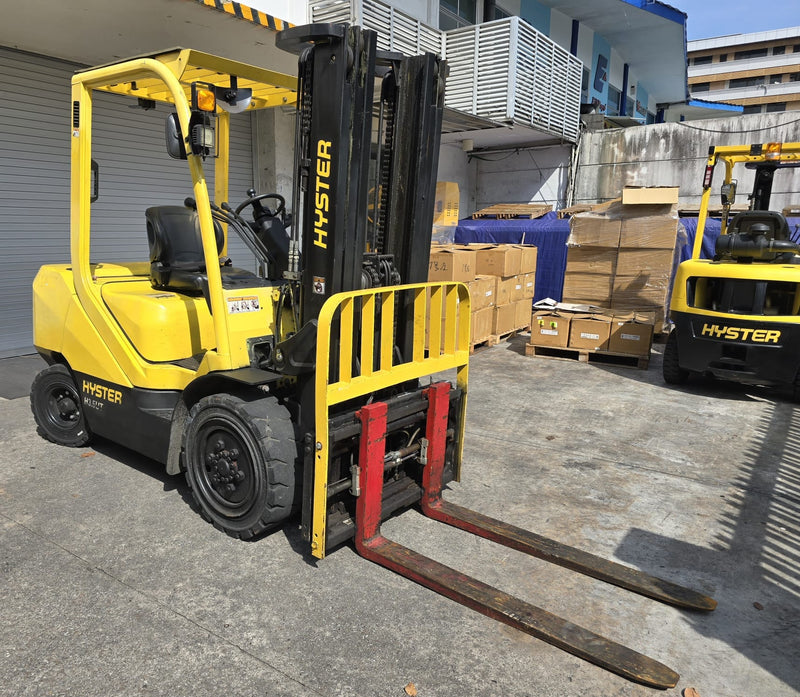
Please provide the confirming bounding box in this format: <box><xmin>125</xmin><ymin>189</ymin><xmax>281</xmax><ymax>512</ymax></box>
<box><xmin>1</xmin><ymin>340</ymin><xmax>798</xmax><ymax>696</ymax></box>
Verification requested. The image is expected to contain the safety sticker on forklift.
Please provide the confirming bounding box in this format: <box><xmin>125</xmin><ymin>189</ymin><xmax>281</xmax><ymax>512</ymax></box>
<box><xmin>227</xmin><ymin>296</ymin><xmax>260</xmax><ymax>314</ymax></box>
<box><xmin>313</xmin><ymin>276</ymin><xmax>326</xmax><ymax>294</ymax></box>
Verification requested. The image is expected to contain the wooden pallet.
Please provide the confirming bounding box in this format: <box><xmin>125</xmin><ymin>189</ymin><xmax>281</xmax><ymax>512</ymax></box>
<box><xmin>524</xmin><ymin>343</ymin><xmax>650</xmax><ymax>370</ymax></box>
<box><xmin>471</xmin><ymin>327</ymin><xmax>529</xmax><ymax>354</ymax></box>
<box><xmin>471</xmin><ymin>203</ymin><xmax>552</xmax><ymax>220</ymax></box>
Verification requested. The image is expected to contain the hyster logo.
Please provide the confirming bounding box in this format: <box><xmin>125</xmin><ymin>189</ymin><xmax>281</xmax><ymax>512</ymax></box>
<box><xmin>314</xmin><ymin>139</ymin><xmax>332</xmax><ymax>249</ymax></box>
<box><xmin>82</xmin><ymin>380</ymin><xmax>123</xmax><ymax>404</ymax></box>
<box><xmin>700</xmin><ymin>324</ymin><xmax>781</xmax><ymax>343</ymax></box>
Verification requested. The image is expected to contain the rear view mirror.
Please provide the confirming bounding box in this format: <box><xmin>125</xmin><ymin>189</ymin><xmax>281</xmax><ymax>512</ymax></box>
<box><xmin>721</xmin><ymin>180</ymin><xmax>737</xmax><ymax>206</ymax></box>
<box><xmin>165</xmin><ymin>113</ymin><xmax>187</xmax><ymax>160</ymax></box>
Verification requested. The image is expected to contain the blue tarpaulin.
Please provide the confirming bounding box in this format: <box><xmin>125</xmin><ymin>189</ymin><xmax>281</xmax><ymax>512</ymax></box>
<box><xmin>454</xmin><ymin>212</ymin><xmax>570</xmax><ymax>303</ymax></box>
<box><xmin>455</xmin><ymin>214</ymin><xmax>800</xmax><ymax>303</ymax></box>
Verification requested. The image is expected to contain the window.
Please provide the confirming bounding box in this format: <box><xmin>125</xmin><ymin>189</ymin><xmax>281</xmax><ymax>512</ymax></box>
<box><xmin>769</xmin><ymin>74</ymin><xmax>784</xmax><ymax>84</ymax></box>
<box><xmin>693</xmin><ymin>55</ymin><xmax>712</xmax><ymax>65</ymax></box>
<box><xmin>791</xmin><ymin>72</ymin><xmax>800</xmax><ymax>82</ymax></box>
<box><xmin>719</xmin><ymin>54</ymin><xmax>727</xmax><ymax>62</ymax></box>
<box><xmin>487</xmin><ymin>3</ymin><xmax>511</xmax><ymax>20</ymax></box>
<box><xmin>440</xmin><ymin>0</ymin><xmax>477</xmax><ymax>29</ymax></box>
<box><xmin>606</xmin><ymin>85</ymin><xmax>621</xmax><ymax>116</ymax></box>
<box><xmin>794</xmin><ymin>44</ymin><xmax>800</xmax><ymax>52</ymax></box>
<box><xmin>581</xmin><ymin>66</ymin><xmax>590</xmax><ymax>102</ymax></box>
<box><xmin>766</xmin><ymin>102</ymin><xmax>786</xmax><ymax>113</ymax></box>
<box><xmin>773</xmin><ymin>46</ymin><xmax>786</xmax><ymax>55</ymax></box>
<box><xmin>692</xmin><ymin>82</ymin><xmax>711</xmax><ymax>93</ymax></box>
<box><xmin>729</xmin><ymin>76</ymin><xmax>765</xmax><ymax>89</ymax></box>
<box><xmin>734</xmin><ymin>48</ymin><xmax>768</xmax><ymax>60</ymax></box>
<box><xmin>742</xmin><ymin>105</ymin><xmax>762</xmax><ymax>114</ymax></box>
<box><xmin>625</xmin><ymin>96</ymin><xmax>635</xmax><ymax>116</ymax></box>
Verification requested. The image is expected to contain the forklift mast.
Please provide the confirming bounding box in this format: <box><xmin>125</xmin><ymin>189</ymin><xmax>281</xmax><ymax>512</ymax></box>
<box><xmin>277</xmin><ymin>24</ymin><xmax>444</xmax><ymax>346</ymax></box>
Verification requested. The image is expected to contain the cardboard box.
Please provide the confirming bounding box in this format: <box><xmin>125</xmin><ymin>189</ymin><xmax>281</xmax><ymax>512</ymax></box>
<box><xmin>466</xmin><ymin>275</ymin><xmax>496</xmax><ymax>311</ymax></box>
<box><xmin>428</xmin><ymin>246</ymin><xmax>477</xmax><ymax>282</ymax></box>
<box><xmin>514</xmin><ymin>298</ymin><xmax>532</xmax><ymax>330</ymax></box>
<box><xmin>475</xmin><ymin>245</ymin><xmax>523</xmax><ymax>277</ymax></box>
<box><xmin>568</xmin><ymin>205</ymin><xmax>623</xmax><ymax>247</ymax></box>
<box><xmin>569</xmin><ymin>313</ymin><xmax>613</xmax><ymax>351</ymax></box>
<box><xmin>495</xmin><ymin>276</ymin><xmax>517</xmax><ymax>306</ymax></box>
<box><xmin>522</xmin><ymin>272</ymin><xmax>536</xmax><ymax>299</ymax></box>
<box><xmin>514</xmin><ymin>244</ymin><xmax>538</xmax><ymax>274</ymax></box>
<box><xmin>618</xmin><ymin>208</ymin><xmax>679</xmax><ymax>248</ymax></box>
<box><xmin>615</xmin><ymin>248</ymin><xmax>677</xmax><ymax>277</ymax></box>
<box><xmin>493</xmin><ymin>302</ymin><xmax>518</xmax><ymax>335</ymax></box>
<box><xmin>621</xmin><ymin>186</ymin><xmax>679</xmax><ymax>205</ymax></box>
<box><xmin>530</xmin><ymin>310</ymin><xmax>571</xmax><ymax>348</ymax></box>
<box><xmin>433</xmin><ymin>181</ymin><xmax>459</xmax><ymax>226</ymax></box>
<box><xmin>608</xmin><ymin>312</ymin><xmax>655</xmax><ymax>356</ymax></box>
<box><xmin>565</xmin><ymin>247</ymin><xmax>618</xmax><ymax>276</ymax></box>
<box><xmin>471</xmin><ymin>306</ymin><xmax>493</xmax><ymax>344</ymax></box>
<box><xmin>562</xmin><ymin>272</ymin><xmax>613</xmax><ymax>306</ymax></box>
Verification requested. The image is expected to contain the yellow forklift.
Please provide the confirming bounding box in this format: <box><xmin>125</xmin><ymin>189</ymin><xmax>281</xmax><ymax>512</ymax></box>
<box><xmin>31</xmin><ymin>24</ymin><xmax>715</xmax><ymax>687</ymax></box>
<box><xmin>665</xmin><ymin>142</ymin><xmax>800</xmax><ymax>393</ymax></box>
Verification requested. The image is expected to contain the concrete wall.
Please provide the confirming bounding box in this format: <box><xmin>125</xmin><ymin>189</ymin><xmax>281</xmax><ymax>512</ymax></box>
<box><xmin>437</xmin><ymin>142</ymin><xmax>477</xmax><ymax>217</ymax></box>
<box><xmin>573</xmin><ymin>112</ymin><xmax>800</xmax><ymax>210</ymax></box>
<box><xmin>472</xmin><ymin>144</ymin><xmax>573</xmax><ymax>213</ymax></box>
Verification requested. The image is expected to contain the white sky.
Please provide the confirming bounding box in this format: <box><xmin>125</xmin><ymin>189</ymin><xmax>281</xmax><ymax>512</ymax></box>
<box><xmin>672</xmin><ymin>0</ymin><xmax>800</xmax><ymax>41</ymax></box>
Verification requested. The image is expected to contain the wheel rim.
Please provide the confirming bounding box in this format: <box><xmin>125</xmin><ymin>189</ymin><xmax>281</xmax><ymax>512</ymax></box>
<box><xmin>44</xmin><ymin>382</ymin><xmax>82</xmax><ymax>433</ymax></box>
<box><xmin>192</xmin><ymin>416</ymin><xmax>261</xmax><ymax>519</ymax></box>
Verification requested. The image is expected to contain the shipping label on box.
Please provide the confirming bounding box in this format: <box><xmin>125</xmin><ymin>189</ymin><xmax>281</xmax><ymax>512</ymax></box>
<box><xmin>530</xmin><ymin>310</ymin><xmax>571</xmax><ymax>348</ymax></box>
<box><xmin>522</xmin><ymin>272</ymin><xmax>536</xmax><ymax>299</ymax></box>
<box><xmin>428</xmin><ymin>247</ymin><xmax>477</xmax><ymax>282</ymax></box>
<box><xmin>512</xmin><ymin>244</ymin><xmax>538</xmax><ymax>274</ymax></box>
<box><xmin>568</xmin><ymin>313</ymin><xmax>613</xmax><ymax>351</ymax></box>
<box><xmin>471</xmin><ymin>306</ymin><xmax>493</xmax><ymax>344</ymax></box>
<box><xmin>608</xmin><ymin>312</ymin><xmax>655</xmax><ymax>356</ymax></box>
<box><xmin>466</xmin><ymin>275</ymin><xmax>496</xmax><ymax>311</ymax></box>
<box><xmin>475</xmin><ymin>244</ymin><xmax>523</xmax><ymax>277</ymax></box>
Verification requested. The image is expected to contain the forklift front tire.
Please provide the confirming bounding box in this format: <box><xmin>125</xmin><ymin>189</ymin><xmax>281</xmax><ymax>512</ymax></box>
<box><xmin>30</xmin><ymin>364</ymin><xmax>92</xmax><ymax>447</ymax></box>
<box><xmin>182</xmin><ymin>393</ymin><xmax>297</xmax><ymax>539</ymax></box>
<box><xmin>662</xmin><ymin>331</ymin><xmax>689</xmax><ymax>385</ymax></box>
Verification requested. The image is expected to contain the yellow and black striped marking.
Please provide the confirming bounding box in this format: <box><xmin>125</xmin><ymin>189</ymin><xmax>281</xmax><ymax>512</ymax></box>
<box><xmin>196</xmin><ymin>0</ymin><xmax>293</xmax><ymax>31</ymax></box>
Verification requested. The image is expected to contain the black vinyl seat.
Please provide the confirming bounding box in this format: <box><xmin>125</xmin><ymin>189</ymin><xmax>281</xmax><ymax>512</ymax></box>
<box><xmin>146</xmin><ymin>206</ymin><xmax>268</xmax><ymax>294</ymax></box>
<box><xmin>728</xmin><ymin>210</ymin><xmax>790</xmax><ymax>240</ymax></box>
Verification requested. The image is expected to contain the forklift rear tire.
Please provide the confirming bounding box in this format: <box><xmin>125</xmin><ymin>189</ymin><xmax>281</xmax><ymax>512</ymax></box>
<box><xmin>182</xmin><ymin>393</ymin><xmax>297</xmax><ymax>539</ymax></box>
<box><xmin>662</xmin><ymin>331</ymin><xmax>689</xmax><ymax>385</ymax></box>
<box><xmin>30</xmin><ymin>364</ymin><xmax>92</xmax><ymax>447</ymax></box>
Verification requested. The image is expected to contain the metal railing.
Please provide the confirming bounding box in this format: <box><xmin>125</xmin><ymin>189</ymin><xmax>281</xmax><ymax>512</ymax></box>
<box><xmin>308</xmin><ymin>2</ymin><xmax>583</xmax><ymax>142</ymax></box>
<box><xmin>444</xmin><ymin>17</ymin><xmax>582</xmax><ymax>142</ymax></box>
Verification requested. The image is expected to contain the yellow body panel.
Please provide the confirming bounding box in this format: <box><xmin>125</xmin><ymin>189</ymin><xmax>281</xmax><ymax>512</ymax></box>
<box><xmin>311</xmin><ymin>282</ymin><xmax>471</xmax><ymax>559</ymax></box>
<box><xmin>671</xmin><ymin>258</ymin><xmax>800</xmax><ymax>324</ymax></box>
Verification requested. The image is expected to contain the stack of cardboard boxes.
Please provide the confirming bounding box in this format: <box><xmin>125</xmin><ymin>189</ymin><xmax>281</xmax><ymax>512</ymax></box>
<box><xmin>561</xmin><ymin>188</ymin><xmax>681</xmax><ymax>334</ymax></box>
<box><xmin>529</xmin><ymin>307</ymin><xmax>655</xmax><ymax>358</ymax></box>
<box><xmin>428</xmin><ymin>243</ymin><xmax>537</xmax><ymax>345</ymax></box>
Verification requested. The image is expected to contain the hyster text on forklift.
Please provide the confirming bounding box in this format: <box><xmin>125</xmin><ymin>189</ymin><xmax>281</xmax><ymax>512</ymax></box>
<box><xmin>30</xmin><ymin>23</ymin><xmax>715</xmax><ymax>688</ymax></box>
<box><xmin>665</xmin><ymin>142</ymin><xmax>800</xmax><ymax>393</ymax></box>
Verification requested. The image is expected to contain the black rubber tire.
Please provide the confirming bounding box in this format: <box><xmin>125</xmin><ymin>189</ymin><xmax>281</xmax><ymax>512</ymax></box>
<box><xmin>182</xmin><ymin>393</ymin><xmax>297</xmax><ymax>539</ymax></box>
<box><xmin>662</xmin><ymin>330</ymin><xmax>689</xmax><ymax>385</ymax></box>
<box><xmin>30</xmin><ymin>364</ymin><xmax>92</xmax><ymax>447</ymax></box>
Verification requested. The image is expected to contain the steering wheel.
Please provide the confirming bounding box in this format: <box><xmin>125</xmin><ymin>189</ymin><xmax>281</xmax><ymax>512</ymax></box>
<box><xmin>234</xmin><ymin>190</ymin><xmax>286</xmax><ymax>217</ymax></box>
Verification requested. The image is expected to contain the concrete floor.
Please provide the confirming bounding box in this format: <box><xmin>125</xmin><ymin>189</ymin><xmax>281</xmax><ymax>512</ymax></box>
<box><xmin>1</xmin><ymin>341</ymin><xmax>798</xmax><ymax>697</ymax></box>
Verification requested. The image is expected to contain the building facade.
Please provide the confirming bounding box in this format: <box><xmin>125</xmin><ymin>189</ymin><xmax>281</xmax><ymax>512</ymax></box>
<box><xmin>688</xmin><ymin>26</ymin><xmax>800</xmax><ymax>115</ymax></box>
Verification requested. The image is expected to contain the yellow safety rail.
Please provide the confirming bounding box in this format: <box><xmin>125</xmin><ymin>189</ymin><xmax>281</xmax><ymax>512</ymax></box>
<box><xmin>311</xmin><ymin>281</ymin><xmax>471</xmax><ymax>558</ymax></box>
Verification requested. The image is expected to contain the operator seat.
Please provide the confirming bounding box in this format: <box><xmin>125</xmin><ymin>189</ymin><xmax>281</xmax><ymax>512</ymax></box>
<box><xmin>146</xmin><ymin>205</ymin><xmax>266</xmax><ymax>294</ymax></box>
<box><xmin>146</xmin><ymin>206</ymin><xmax>223</xmax><ymax>294</ymax></box>
<box><xmin>728</xmin><ymin>210</ymin><xmax>790</xmax><ymax>241</ymax></box>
